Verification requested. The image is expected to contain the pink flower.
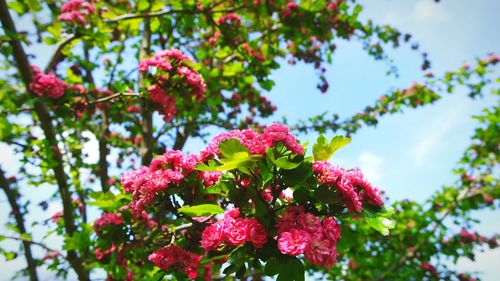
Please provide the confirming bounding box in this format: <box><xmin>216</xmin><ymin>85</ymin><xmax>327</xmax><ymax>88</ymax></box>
<box><xmin>347</xmin><ymin>169</ymin><xmax>383</xmax><ymax>207</ymax></box>
<box><xmin>459</xmin><ymin>229</ymin><xmax>477</xmax><ymax>242</ymax></box>
<box><xmin>42</xmin><ymin>251</ymin><xmax>60</xmax><ymax>260</ymax></box>
<box><xmin>246</xmin><ymin>218</ymin><xmax>268</xmax><ymax>248</ymax></box>
<box><xmin>263</xmin><ymin>123</ymin><xmax>304</xmax><ymax>155</ymax></box>
<box><xmin>283</xmin><ymin>2</ymin><xmax>299</xmax><ymax>17</ymax></box>
<box><xmin>224</xmin><ymin>208</ymin><xmax>241</xmax><ymax>219</ymax></box>
<box><xmin>277</xmin><ymin>229</ymin><xmax>310</xmax><ymax>256</ymax></box>
<box><xmin>51</xmin><ymin>210</ymin><xmax>64</xmax><ymax>223</ymax></box>
<box><xmin>126</xmin><ymin>105</ymin><xmax>141</xmax><ymax>113</ymax></box>
<box><xmin>312</xmin><ymin>161</ymin><xmax>363</xmax><ymax>212</ymax></box>
<box><xmin>297</xmin><ymin>212</ymin><xmax>322</xmax><ymax>233</ymax></box>
<box><xmin>304</xmin><ymin>236</ymin><xmax>337</xmax><ymax>269</ymax></box>
<box><xmin>148</xmin><ymin>84</ymin><xmax>177</xmax><ymax>122</ymax></box>
<box><xmin>323</xmin><ymin>217</ymin><xmax>341</xmax><ymax>242</ymax></box>
<box><xmin>275</xmin><ymin>205</ymin><xmax>304</xmax><ymax>234</ymax></box>
<box><xmin>201</xmin><ymin>222</ymin><xmax>224</xmax><ymax>251</ymax></box>
<box><xmin>203</xmin><ymin>264</ymin><xmax>212</xmax><ymax>281</ymax></box>
<box><xmin>217</xmin><ymin>13</ymin><xmax>242</xmax><ymax>26</ymax></box>
<box><xmin>200</xmin><ymin>171</ymin><xmax>221</xmax><ymax>187</ymax></box>
<box><xmin>29</xmin><ymin>73</ymin><xmax>68</xmax><ymax>99</ymax></box>
<box><xmin>224</xmin><ymin>218</ymin><xmax>248</xmax><ymax>246</ymax></box>
<box><xmin>138</xmin><ymin>48</ymin><xmax>206</xmax><ymax>120</ymax></box>
<box><xmin>201</xmin><ymin>208</ymin><xmax>266</xmax><ymax>251</ymax></box>
<box><xmin>94</xmin><ymin>248</ymin><xmax>104</xmax><ymax>260</ymax></box>
<box><xmin>93</xmin><ymin>213</ymin><xmax>123</xmax><ymax>235</ymax></box>
<box><xmin>200</xmin><ymin>123</ymin><xmax>302</xmax><ymax>161</ymax></box>
<box><xmin>121</xmin><ymin>150</ymin><xmax>199</xmax><ymax>216</ymax></box>
<box><xmin>58</xmin><ymin>0</ymin><xmax>96</xmax><ymax>25</ymax></box>
<box><xmin>148</xmin><ymin>246</ymin><xmax>202</xmax><ymax>279</ymax></box>
<box><xmin>420</xmin><ymin>262</ymin><xmax>438</xmax><ymax>275</ymax></box>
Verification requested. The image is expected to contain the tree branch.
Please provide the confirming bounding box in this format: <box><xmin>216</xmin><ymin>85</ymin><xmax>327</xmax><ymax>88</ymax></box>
<box><xmin>0</xmin><ymin>167</ymin><xmax>39</xmax><ymax>281</ymax></box>
<box><xmin>44</xmin><ymin>34</ymin><xmax>79</xmax><ymax>73</ymax></box>
<box><xmin>0</xmin><ymin>1</ymin><xmax>88</xmax><ymax>280</ymax></box>
<box><xmin>138</xmin><ymin>12</ymin><xmax>154</xmax><ymax>166</ymax></box>
<box><xmin>0</xmin><ymin>234</ymin><xmax>67</xmax><ymax>260</ymax></box>
<box><xmin>104</xmin><ymin>5</ymin><xmax>242</xmax><ymax>23</ymax></box>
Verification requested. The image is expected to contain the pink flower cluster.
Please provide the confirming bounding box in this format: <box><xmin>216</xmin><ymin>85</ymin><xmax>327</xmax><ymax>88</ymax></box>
<box><xmin>58</xmin><ymin>0</ymin><xmax>96</xmax><ymax>25</ymax></box>
<box><xmin>93</xmin><ymin>213</ymin><xmax>123</xmax><ymax>235</ymax></box>
<box><xmin>148</xmin><ymin>245</ymin><xmax>202</xmax><ymax>279</ymax></box>
<box><xmin>148</xmin><ymin>84</ymin><xmax>177</xmax><ymax>122</ymax></box>
<box><xmin>312</xmin><ymin>161</ymin><xmax>383</xmax><ymax>212</ymax></box>
<box><xmin>201</xmin><ymin>208</ymin><xmax>268</xmax><ymax>251</ymax></box>
<box><xmin>200</xmin><ymin>123</ymin><xmax>303</xmax><ymax>160</ymax></box>
<box><xmin>29</xmin><ymin>72</ymin><xmax>68</xmax><ymax>99</ymax></box>
<box><xmin>121</xmin><ymin>150</ymin><xmax>198</xmax><ymax>216</ymax></box>
<box><xmin>51</xmin><ymin>210</ymin><xmax>64</xmax><ymax>223</ymax></box>
<box><xmin>216</xmin><ymin>13</ymin><xmax>242</xmax><ymax>26</ymax></box>
<box><xmin>275</xmin><ymin>206</ymin><xmax>341</xmax><ymax>269</ymax></box>
<box><xmin>458</xmin><ymin>229</ymin><xmax>478</xmax><ymax>242</ymax></box>
<box><xmin>420</xmin><ymin>262</ymin><xmax>438</xmax><ymax>275</ymax></box>
<box><xmin>199</xmin><ymin>171</ymin><xmax>221</xmax><ymax>187</ymax></box>
<box><xmin>95</xmin><ymin>243</ymin><xmax>116</xmax><ymax>260</ymax></box>
<box><xmin>139</xmin><ymin>49</ymin><xmax>206</xmax><ymax>121</ymax></box>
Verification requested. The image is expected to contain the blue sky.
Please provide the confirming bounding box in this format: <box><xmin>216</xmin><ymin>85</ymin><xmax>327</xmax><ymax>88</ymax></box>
<box><xmin>0</xmin><ymin>0</ymin><xmax>499</xmax><ymax>280</ymax></box>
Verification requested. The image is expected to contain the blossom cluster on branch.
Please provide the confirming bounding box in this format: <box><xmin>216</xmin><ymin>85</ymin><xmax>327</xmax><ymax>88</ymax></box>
<box><xmin>95</xmin><ymin>124</ymin><xmax>392</xmax><ymax>280</ymax></box>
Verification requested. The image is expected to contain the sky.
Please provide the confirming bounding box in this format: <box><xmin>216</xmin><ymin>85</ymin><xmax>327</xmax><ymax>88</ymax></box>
<box><xmin>1</xmin><ymin>0</ymin><xmax>499</xmax><ymax>280</ymax></box>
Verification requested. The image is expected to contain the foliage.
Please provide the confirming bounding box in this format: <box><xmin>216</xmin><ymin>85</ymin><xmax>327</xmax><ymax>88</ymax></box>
<box><xmin>0</xmin><ymin>0</ymin><xmax>498</xmax><ymax>280</ymax></box>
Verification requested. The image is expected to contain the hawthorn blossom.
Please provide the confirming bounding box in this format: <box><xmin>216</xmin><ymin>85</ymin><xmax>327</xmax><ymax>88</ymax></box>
<box><xmin>51</xmin><ymin>210</ymin><xmax>64</xmax><ymax>223</ymax></box>
<box><xmin>58</xmin><ymin>0</ymin><xmax>96</xmax><ymax>25</ymax></box>
<box><xmin>93</xmin><ymin>213</ymin><xmax>123</xmax><ymax>235</ymax></box>
<box><xmin>121</xmin><ymin>150</ymin><xmax>198</xmax><ymax>216</ymax></box>
<box><xmin>200</xmin><ymin>171</ymin><xmax>221</xmax><ymax>187</ymax></box>
<box><xmin>29</xmin><ymin>73</ymin><xmax>68</xmax><ymax>99</ymax></box>
<box><xmin>246</xmin><ymin>218</ymin><xmax>268</xmax><ymax>248</ymax></box>
<box><xmin>275</xmin><ymin>207</ymin><xmax>341</xmax><ymax>268</ymax></box>
<box><xmin>277</xmin><ymin>229</ymin><xmax>310</xmax><ymax>256</ymax></box>
<box><xmin>312</xmin><ymin>161</ymin><xmax>363</xmax><ymax>212</ymax></box>
<box><xmin>304</xmin><ymin>236</ymin><xmax>337</xmax><ymax>269</ymax></box>
<box><xmin>201</xmin><ymin>209</ymin><xmax>268</xmax><ymax>251</ymax></box>
<box><xmin>217</xmin><ymin>13</ymin><xmax>242</xmax><ymax>26</ymax></box>
<box><xmin>148</xmin><ymin>246</ymin><xmax>202</xmax><ymax>279</ymax></box>
<box><xmin>139</xmin><ymin>49</ymin><xmax>206</xmax><ymax>120</ymax></box>
<box><xmin>200</xmin><ymin>222</ymin><xmax>224</xmax><ymax>251</ymax></box>
<box><xmin>200</xmin><ymin>123</ymin><xmax>303</xmax><ymax>160</ymax></box>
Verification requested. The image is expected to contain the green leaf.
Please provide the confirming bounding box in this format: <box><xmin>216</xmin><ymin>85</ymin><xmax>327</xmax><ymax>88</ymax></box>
<box><xmin>265</xmin><ymin>256</ymin><xmax>304</xmax><ymax>281</ymax></box>
<box><xmin>273</xmin><ymin>157</ymin><xmax>302</xmax><ymax>170</ymax></box>
<box><xmin>216</xmin><ymin>139</ymin><xmax>259</xmax><ymax>171</ymax></box>
<box><xmin>218</xmin><ymin>138</ymin><xmax>249</xmax><ymax>158</ymax></box>
<box><xmin>264</xmin><ymin>258</ymin><xmax>281</xmax><ymax>276</ymax></box>
<box><xmin>312</xmin><ymin>135</ymin><xmax>351</xmax><ymax>161</ymax></box>
<box><xmin>266</xmin><ymin>148</ymin><xmax>302</xmax><ymax>170</ymax></box>
<box><xmin>337</xmin><ymin>227</ymin><xmax>357</xmax><ymax>253</ymax></box>
<box><xmin>293</xmin><ymin>187</ymin><xmax>309</xmax><ymax>203</ymax></box>
<box><xmin>195</xmin><ymin>160</ymin><xmax>218</xmax><ymax>172</ymax></box>
<box><xmin>362</xmin><ymin>207</ymin><xmax>396</xmax><ymax>236</ymax></box>
<box><xmin>177</xmin><ymin>204</ymin><xmax>224</xmax><ymax>217</ymax></box>
<box><xmin>217</xmin><ymin>152</ymin><xmax>254</xmax><ymax>171</ymax></box>
<box><xmin>282</xmin><ymin>162</ymin><xmax>313</xmax><ymax>186</ymax></box>
<box><xmin>7</xmin><ymin>1</ymin><xmax>26</xmax><ymax>14</ymax></box>
<box><xmin>313</xmin><ymin>186</ymin><xmax>341</xmax><ymax>204</ymax></box>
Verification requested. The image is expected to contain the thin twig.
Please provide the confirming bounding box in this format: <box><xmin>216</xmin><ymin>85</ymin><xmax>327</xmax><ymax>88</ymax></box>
<box><xmin>44</xmin><ymin>34</ymin><xmax>79</xmax><ymax>73</ymax></box>
<box><xmin>0</xmin><ymin>234</ymin><xmax>67</xmax><ymax>260</ymax></box>
<box><xmin>89</xmin><ymin>92</ymin><xmax>139</xmax><ymax>104</ymax></box>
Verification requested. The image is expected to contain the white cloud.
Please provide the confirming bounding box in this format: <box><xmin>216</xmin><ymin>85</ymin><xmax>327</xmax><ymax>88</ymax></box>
<box><xmin>411</xmin><ymin>0</ymin><xmax>452</xmax><ymax>24</ymax></box>
<box><xmin>358</xmin><ymin>152</ymin><xmax>384</xmax><ymax>182</ymax></box>
<box><xmin>413</xmin><ymin>99</ymin><xmax>472</xmax><ymax>166</ymax></box>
